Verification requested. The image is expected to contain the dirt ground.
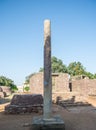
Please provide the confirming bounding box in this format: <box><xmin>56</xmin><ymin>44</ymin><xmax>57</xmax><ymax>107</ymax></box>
<box><xmin>0</xmin><ymin>96</ymin><xmax>96</xmax><ymax>130</ymax></box>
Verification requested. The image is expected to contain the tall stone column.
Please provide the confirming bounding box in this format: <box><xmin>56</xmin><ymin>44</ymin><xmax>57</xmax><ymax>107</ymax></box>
<box><xmin>32</xmin><ymin>19</ymin><xmax>65</xmax><ymax>130</ymax></box>
<box><xmin>43</xmin><ymin>20</ymin><xmax>52</xmax><ymax>119</ymax></box>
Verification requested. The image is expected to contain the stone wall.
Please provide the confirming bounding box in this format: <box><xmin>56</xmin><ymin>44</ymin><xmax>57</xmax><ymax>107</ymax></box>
<box><xmin>52</xmin><ymin>92</ymin><xmax>87</xmax><ymax>103</ymax></box>
<box><xmin>30</xmin><ymin>73</ymin><xmax>43</xmax><ymax>95</ymax></box>
<box><xmin>5</xmin><ymin>94</ymin><xmax>43</xmax><ymax>114</ymax></box>
<box><xmin>29</xmin><ymin>72</ymin><xmax>69</xmax><ymax>95</ymax></box>
<box><xmin>72</xmin><ymin>79</ymin><xmax>96</xmax><ymax>96</ymax></box>
<box><xmin>29</xmin><ymin>73</ymin><xmax>96</xmax><ymax>102</ymax></box>
<box><xmin>0</xmin><ymin>86</ymin><xmax>11</xmax><ymax>97</ymax></box>
<box><xmin>52</xmin><ymin>73</ymin><xmax>69</xmax><ymax>92</ymax></box>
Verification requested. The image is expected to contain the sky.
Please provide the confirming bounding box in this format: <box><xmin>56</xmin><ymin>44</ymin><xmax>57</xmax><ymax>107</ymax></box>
<box><xmin>0</xmin><ymin>0</ymin><xmax>96</xmax><ymax>85</ymax></box>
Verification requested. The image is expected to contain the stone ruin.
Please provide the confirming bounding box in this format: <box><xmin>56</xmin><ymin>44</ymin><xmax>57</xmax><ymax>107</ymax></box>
<box><xmin>5</xmin><ymin>94</ymin><xmax>43</xmax><ymax>114</ymax></box>
<box><xmin>30</xmin><ymin>73</ymin><xmax>96</xmax><ymax>100</ymax></box>
<box><xmin>0</xmin><ymin>86</ymin><xmax>11</xmax><ymax>98</ymax></box>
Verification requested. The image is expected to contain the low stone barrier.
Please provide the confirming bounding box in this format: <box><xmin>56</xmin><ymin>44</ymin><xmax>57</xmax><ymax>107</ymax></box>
<box><xmin>0</xmin><ymin>92</ymin><xmax>4</xmax><ymax>98</ymax></box>
<box><xmin>5</xmin><ymin>94</ymin><xmax>43</xmax><ymax>114</ymax></box>
<box><xmin>0</xmin><ymin>86</ymin><xmax>11</xmax><ymax>97</ymax></box>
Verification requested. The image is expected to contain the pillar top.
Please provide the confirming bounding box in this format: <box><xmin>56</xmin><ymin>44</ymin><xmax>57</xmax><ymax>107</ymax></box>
<box><xmin>44</xmin><ymin>19</ymin><xmax>51</xmax><ymax>23</ymax></box>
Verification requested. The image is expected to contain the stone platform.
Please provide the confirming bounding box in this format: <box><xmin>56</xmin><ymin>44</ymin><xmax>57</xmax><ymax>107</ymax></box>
<box><xmin>5</xmin><ymin>94</ymin><xmax>43</xmax><ymax>114</ymax></box>
<box><xmin>31</xmin><ymin>115</ymin><xmax>65</xmax><ymax>130</ymax></box>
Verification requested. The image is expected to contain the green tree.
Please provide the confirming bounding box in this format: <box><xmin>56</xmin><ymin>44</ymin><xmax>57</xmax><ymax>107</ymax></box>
<box><xmin>38</xmin><ymin>56</ymin><xmax>96</xmax><ymax>79</ymax></box>
<box><xmin>39</xmin><ymin>56</ymin><xmax>67</xmax><ymax>73</ymax></box>
<box><xmin>52</xmin><ymin>56</ymin><xmax>67</xmax><ymax>73</ymax></box>
<box><xmin>85</xmin><ymin>72</ymin><xmax>95</xmax><ymax>79</ymax></box>
<box><xmin>67</xmin><ymin>62</ymin><xmax>86</xmax><ymax>76</ymax></box>
<box><xmin>39</xmin><ymin>67</ymin><xmax>44</xmax><ymax>72</ymax></box>
<box><xmin>24</xmin><ymin>86</ymin><xmax>30</xmax><ymax>92</ymax></box>
<box><xmin>94</xmin><ymin>73</ymin><xmax>96</xmax><ymax>79</ymax></box>
<box><xmin>0</xmin><ymin>76</ymin><xmax>18</xmax><ymax>92</ymax></box>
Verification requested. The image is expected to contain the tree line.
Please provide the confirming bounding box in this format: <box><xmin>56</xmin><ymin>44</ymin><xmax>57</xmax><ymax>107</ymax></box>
<box><xmin>2</xmin><ymin>56</ymin><xmax>95</xmax><ymax>87</ymax></box>
<box><xmin>0</xmin><ymin>76</ymin><xmax>18</xmax><ymax>91</ymax></box>
<box><xmin>39</xmin><ymin>56</ymin><xmax>96</xmax><ymax>79</ymax></box>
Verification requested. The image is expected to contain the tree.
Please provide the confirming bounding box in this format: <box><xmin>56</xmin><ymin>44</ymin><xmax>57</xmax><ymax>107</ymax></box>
<box><xmin>67</xmin><ymin>62</ymin><xmax>96</xmax><ymax>79</ymax></box>
<box><xmin>67</xmin><ymin>61</ymin><xmax>86</xmax><ymax>76</ymax></box>
<box><xmin>37</xmin><ymin>56</ymin><xmax>96</xmax><ymax>79</ymax></box>
<box><xmin>24</xmin><ymin>86</ymin><xmax>30</xmax><ymax>92</ymax></box>
<box><xmin>94</xmin><ymin>73</ymin><xmax>96</xmax><ymax>79</ymax></box>
<box><xmin>85</xmin><ymin>72</ymin><xmax>95</xmax><ymax>79</ymax></box>
<box><xmin>39</xmin><ymin>56</ymin><xmax>67</xmax><ymax>73</ymax></box>
<box><xmin>52</xmin><ymin>56</ymin><xmax>67</xmax><ymax>73</ymax></box>
<box><xmin>39</xmin><ymin>67</ymin><xmax>44</xmax><ymax>72</ymax></box>
<box><xmin>0</xmin><ymin>76</ymin><xmax>18</xmax><ymax>92</ymax></box>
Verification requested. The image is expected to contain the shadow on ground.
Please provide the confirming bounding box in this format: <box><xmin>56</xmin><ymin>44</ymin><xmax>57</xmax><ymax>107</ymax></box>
<box><xmin>56</xmin><ymin>95</ymin><xmax>92</xmax><ymax>108</ymax></box>
<box><xmin>0</xmin><ymin>95</ymin><xmax>96</xmax><ymax>130</ymax></box>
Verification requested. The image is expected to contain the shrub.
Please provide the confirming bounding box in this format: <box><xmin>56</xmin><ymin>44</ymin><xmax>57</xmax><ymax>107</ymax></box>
<box><xmin>24</xmin><ymin>86</ymin><xmax>30</xmax><ymax>92</ymax></box>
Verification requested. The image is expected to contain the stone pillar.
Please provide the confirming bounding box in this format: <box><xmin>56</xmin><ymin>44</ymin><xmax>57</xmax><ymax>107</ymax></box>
<box><xmin>31</xmin><ymin>19</ymin><xmax>65</xmax><ymax>130</ymax></box>
<box><xmin>43</xmin><ymin>20</ymin><xmax>52</xmax><ymax>119</ymax></box>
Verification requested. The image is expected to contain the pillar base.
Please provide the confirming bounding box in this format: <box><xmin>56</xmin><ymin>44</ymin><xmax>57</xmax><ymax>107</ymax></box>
<box><xmin>31</xmin><ymin>115</ymin><xmax>65</xmax><ymax>130</ymax></box>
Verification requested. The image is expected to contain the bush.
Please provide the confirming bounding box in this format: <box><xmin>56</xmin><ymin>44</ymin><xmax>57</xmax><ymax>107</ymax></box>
<box><xmin>24</xmin><ymin>86</ymin><xmax>30</xmax><ymax>92</ymax></box>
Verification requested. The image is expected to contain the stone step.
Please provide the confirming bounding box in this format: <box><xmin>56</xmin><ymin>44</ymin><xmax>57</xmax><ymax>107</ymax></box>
<box><xmin>58</xmin><ymin>101</ymin><xmax>91</xmax><ymax>107</ymax></box>
<box><xmin>5</xmin><ymin>104</ymin><xmax>43</xmax><ymax>114</ymax></box>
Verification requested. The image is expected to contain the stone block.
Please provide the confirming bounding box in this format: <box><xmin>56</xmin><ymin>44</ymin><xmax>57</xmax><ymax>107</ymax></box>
<box><xmin>31</xmin><ymin>115</ymin><xmax>65</xmax><ymax>130</ymax></box>
<box><xmin>5</xmin><ymin>94</ymin><xmax>43</xmax><ymax>114</ymax></box>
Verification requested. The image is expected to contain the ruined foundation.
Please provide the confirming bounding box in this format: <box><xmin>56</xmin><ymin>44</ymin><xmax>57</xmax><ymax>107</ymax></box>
<box><xmin>31</xmin><ymin>116</ymin><xmax>65</xmax><ymax>130</ymax></box>
<box><xmin>5</xmin><ymin>94</ymin><xmax>43</xmax><ymax>114</ymax></box>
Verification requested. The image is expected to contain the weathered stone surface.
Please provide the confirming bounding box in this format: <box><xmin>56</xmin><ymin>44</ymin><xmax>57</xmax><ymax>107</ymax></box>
<box><xmin>30</xmin><ymin>72</ymin><xmax>69</xmax><ymax>94</ymax></box>
<box><xmin>72</xmin><ymin>79</ymin><xmax>96</xmax><ymax>96</ymax></box>
<box><xmin>0</xmin><ymin>86</ymin><xmax>11</xmax><ymax>97</ymax></box>
<box><xmin>0</xmin><ymin>92</ymin><xmax>4</xmax><ymax>98</ymax></box>
<box><xmin>5</xmin><ymin>94</ymin><xmax>43</xmax><ymax>114</ymax></box>
<box><xmin>43</xmin><ymin>19</ymin><xmax>52</xmax><ymax>119</ymax></box>
<box><xmin>11</xmin><ymin>94</ymin><xmax>43</xmax><ymax>105</ymax></box>
<box><xmin>30</xmin><ymin>73</ymin><xmax>96</xmax><ymax>104</ymax></box>
<box><xmin>31</xmin><ymin>116</ymin><xmax>65</xmax><ymax>130</ymax></box>
<box><xmin>31</xmin><ymin>19</ymin><xmax>65</xmax><ymax>130</ymax></box>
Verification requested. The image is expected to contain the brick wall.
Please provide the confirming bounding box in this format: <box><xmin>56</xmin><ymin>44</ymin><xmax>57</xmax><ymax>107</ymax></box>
<box><xmin>29</xmin><ymin>72</ymin><xmax>69</xmax><ymax>94</ymax></box>
<box><xmin>72</xmin><ymin>79</ymin><xmax>96</xmax><ymax>95</ymax></box>
<box><xmin>52</xmin><ymin>73</ymin><xmax>69</xmax><ymax>92</ymax></box>
<box><xmin>30</xmin><ymin>73</ymin><xmax>43</xmax><ymax>95</ymax></box>
<box><xmin>29</xmin><ymin>73</ymin><xmax>96</xmax><ymax>102</ymax></box>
